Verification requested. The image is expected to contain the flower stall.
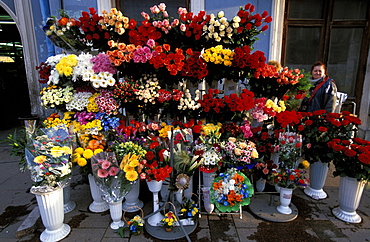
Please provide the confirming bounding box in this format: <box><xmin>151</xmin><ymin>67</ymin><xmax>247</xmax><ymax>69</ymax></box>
<box><xmin>8</xmin><ymin>2</ymin><xmax>366</xmax><ymax>241</ymax></box>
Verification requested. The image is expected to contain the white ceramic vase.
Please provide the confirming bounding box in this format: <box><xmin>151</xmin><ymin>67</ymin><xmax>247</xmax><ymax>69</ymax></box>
<box><xmin>33</xmin><ymin>187</ymin><xmax>71</xmax><ymax>242</ymax></box>
<box><xmin>304</xmin><ymin>161</ymin><xmax>329</xmax><ymax>200</ymax></box>
<box><xmin>63</xmin><ymin>185</ymin><xmax>76</xmax><ymax>214</ymax></box>
<box><xmin>332</xmin><ymin>176</ymin><xmax>366</xmax><ymax>223</ymax></box>
<box><xmin>255</xmin><ymin>178</ymin><xmax>266</xmax><ymax>192</ymax></box>
<box><xmin>122</xmin><ymin>180</ymin><xmax>143</xmax><ymax>212</ymax></box>
<box><xmin>108</xmin><ymin>200</ymin><xmax>125</xmax><ymax>229</ymax></box>
<box><xmin>88</xmin><ymin>174</ymin><xmax>109</xmax><ymax>213</ymax></box>
<box><xmin>201</xmin><ymin>187</ymin><xmax>214</xmax><ymax>214</ymax></box>
<box><xmin>276</xmin><ymin>187</ymin><xmax>293</xmax><ymax>215</ymax></box>
<box><xmin>146</xmin><ymin>180</ymin><xmax>165</xmax><ymax>226</ymax></box>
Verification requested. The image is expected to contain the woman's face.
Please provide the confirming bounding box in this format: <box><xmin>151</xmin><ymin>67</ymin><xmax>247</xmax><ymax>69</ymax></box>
<box><xmin>312</xmin><ymin>65</ymin><xmax>326</xmax><ymax>79</ymax></box>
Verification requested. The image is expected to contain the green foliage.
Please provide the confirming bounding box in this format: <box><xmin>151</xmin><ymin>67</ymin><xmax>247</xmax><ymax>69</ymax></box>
<box><xmin>3</xmin><ymin>129</ymin><xmax>27</xmax><ymax>172</ymax></box>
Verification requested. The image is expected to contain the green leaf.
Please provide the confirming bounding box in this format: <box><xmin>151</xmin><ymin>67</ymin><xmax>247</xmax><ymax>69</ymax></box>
<box><xmin>117</xmin><ymin>227</ymin><xmax>125</xmax><ymax>238</ymax></box>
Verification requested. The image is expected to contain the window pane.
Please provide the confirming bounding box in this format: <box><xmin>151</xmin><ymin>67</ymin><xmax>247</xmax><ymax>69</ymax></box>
<box><xmin>120</xmin><ymin>0</ymin><xmax>187</xmax><ymax>21</ymax></box>
<box><xmin>288</xmin><ymin>0</ymin><xmax>324</xmax><ymax>19</ymax></box>
<box><xmin>285</xmin><ymin>26</ymin><xmax>321</xmax><ymax>71</ymax></box>
<box><xmin>328</xmin><ymin>28</ymin><xmax>363</xmax><ymax>97</ymax></box>
<box><xmin>333</xmin><ymin>0</ymin><xmax>368</xmax><ymax>20</ymax></box>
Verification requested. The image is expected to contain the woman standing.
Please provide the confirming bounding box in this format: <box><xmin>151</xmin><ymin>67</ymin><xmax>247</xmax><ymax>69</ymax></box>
<box><xmin>300</xmin><ymin>61</ymin><xmax>337</xmax><ymax>112</ymax></box>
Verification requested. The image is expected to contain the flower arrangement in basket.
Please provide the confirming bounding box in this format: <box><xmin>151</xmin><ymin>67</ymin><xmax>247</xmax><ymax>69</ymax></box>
<box><xmin>127</xmin><ymin>215</ymin><xmax>144</xmax><ymax>235</ymax></box>
<box><xmin>161</xmin><ymin>210</ymin><xmax>178</xmax><ymax>232</ymax></box>
<box><xmin>179</xmin><ymin>196</ymin><xmax>200</xmax><ymax>221</ymax></box>
<box><xmin>210</xmin><ymin>168</ymin><xmax>254</xmax><ymax>212</ymax></box>
<box><xmin>328</xmin><ymin>137</ymin><xmax>370</xmax><ymax>181</ymax></box>
<box><xmin>24</xmin><ymin>123</ymin><xmax>74</xmax><ymax>191</ymax></box>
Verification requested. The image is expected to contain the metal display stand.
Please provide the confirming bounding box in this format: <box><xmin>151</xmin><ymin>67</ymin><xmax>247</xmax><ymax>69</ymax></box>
<box><xmin>248</xmin><ymin>191</ymin><xmax>298</xmax><ymax>222</ymax></box>
<box><xmin>144</xmin><ymin>128</ymin><xmax>196</xmax><ymax>241</ymax></box>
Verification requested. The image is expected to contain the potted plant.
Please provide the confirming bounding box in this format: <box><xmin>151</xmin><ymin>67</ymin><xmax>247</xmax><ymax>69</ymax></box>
<box><xmin>127</xmin><ymin>215</ymin><xmax>145</xmax><ymax>235</ymax></box>
<box><xmin>327</xmin><ymin>137</ymin><xmax>370</xmax><ymax>223</ymax></box>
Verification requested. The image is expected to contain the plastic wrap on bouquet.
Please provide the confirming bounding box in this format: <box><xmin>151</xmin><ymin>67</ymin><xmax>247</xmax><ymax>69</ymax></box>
<box><xmin>91</xmin><ymin>152</ymin><xmax>135</xmax><ymax>203</ymax></box>
<box><xmin>24</xmin><ymin>124</ymin><xmax>74</xmax><ymax>191</ymax></box>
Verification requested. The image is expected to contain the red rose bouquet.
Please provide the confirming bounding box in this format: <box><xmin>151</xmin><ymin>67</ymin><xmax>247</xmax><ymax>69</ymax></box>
<box><xmin>297</xmin><ymin>110</ymin><xmax>361</xmax><ymax>164</ymax></box>
<box><xmin>328</xmin><ymin>137</ymin><xmax>370</xmax><ymax>181</ymax></box>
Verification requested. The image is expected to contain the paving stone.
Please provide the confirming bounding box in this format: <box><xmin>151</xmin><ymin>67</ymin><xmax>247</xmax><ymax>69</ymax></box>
<box><xmin>306</xmin><ymin>220</ymin><xmax>346</xmax><ymax>239</ymax></box>
<box><xmin>16</xmin><ymin>206</ymin><xmax>40</xmax><ymax>239</ymax></box>
<box><xmin>62</xmin><ymin>228</ymin><xmax>106</xmax><ymax>241</ymax></box>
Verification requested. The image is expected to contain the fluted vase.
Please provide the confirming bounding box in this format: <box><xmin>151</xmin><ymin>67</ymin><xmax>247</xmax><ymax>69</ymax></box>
<box><xmin>33</xmin><ymin>187</ymin><xmax>70</xmax><ymax>241</ymax></box>
<box><xmin>88</xmin><ymin>174</ymin><xmax>109</xmax><ymax>213</ymax></box>
<box><xmin>304</xmin><ymin>161</ymin><xmax>329</xmax><ymax>200</ymax></box>
<box><xmin>332</xmin><ymin>176</ymin><xmax>366</xmax><ymax>223</ymax></box>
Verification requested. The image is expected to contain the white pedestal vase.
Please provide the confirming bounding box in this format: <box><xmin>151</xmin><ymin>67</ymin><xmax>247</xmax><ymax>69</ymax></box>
<box><xmin>146</xmin><ymin>180</ymin><xmax>165</xmax><ymax>226</ymax></box>
<box><xmin>122</xmin><ymin>180</ymin><xmax>143</xmax><ymax>212</ymax></box>
<box><xmin>201</xmin><ymin>187</ymin><xmax>214</xmax><ymax>214</ymax></box>
<box><xmin>332</xmin><ymin>176</ymin><xmax>366</xmax><ymax>223</ymax></box>
<box><xmin>255</xmin><ymin>178</ymin><xmax>266</xmax><ymax>192</ymax></box>
<box><xmin>304</xmin><ymin>161</ymin><xmax>329</xmax><ymax>200</ymax></box>
<box><xmin>63</xmin><ymin>185</ymin><xmax>76</xmax><ymax>214</ymax></box>
<box><xmin>202</xmin><ymin>171</ymin><xmax>216</xmax><ymax>187</ymax></box>
<box><xmin>108</xmin><ymin>200</ymin><xmax>125</xmax><ymax>229</ymax></box>
<box><xmin>276</xmin><ymin>187</ymin><xmax>294</xmax><ymax>215</ymax></box>
<box><xmin>88</xmin><ymin>174</ymin><xmax>109</xmax><ymax>213</ymax></box>
<box><xmin>32</xmin><ymin>187</ymin><xmax>71</xmax><ymax>242</ymax></box>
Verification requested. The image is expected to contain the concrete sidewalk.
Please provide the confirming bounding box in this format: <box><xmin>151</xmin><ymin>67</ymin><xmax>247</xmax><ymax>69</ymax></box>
<box><xmin>0</xmin><ymin>126</ymin><xmax>370</xmax><ymax>242</ymax></box>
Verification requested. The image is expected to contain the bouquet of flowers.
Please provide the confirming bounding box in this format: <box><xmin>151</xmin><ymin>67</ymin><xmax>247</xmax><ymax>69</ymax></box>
<box><xmin>269</xmin><ymin>168</ymin><xmax>309</xmax><ymax>189</ymax></box>
<box><xmin>210</xmin><ymin>168</ymin><xmax>254</xmax><ymax>212</ymax></box>
<box><xmin>127</xmin><ymin>215</ymin><xmax>144</xmax><ymax>235</ymax></box>
<box><xmin>276</xmin><ymin>131</ymin><xmax>302</xmax><ymax>169</ymax></box>
<box><xmin>24</xmin><ymin>124</ymin><xmax>74</xmax><ymax>192</ymax></box>
<box><xmin>91</xmin><ymin>151</ymin><xmax>138</xmax><ymax>203</ymax></box>
<box><xmin>221</xmin><ymin>137</ymin><xmax>259</xmax><ymax>170</ymax></box>
<box><xmin>298</xmin><ymin>110</ymin><xmax>362</xmax><ymax>164</ymax></box>
<box><xmin>191</xmin><ymin>122</ymin><xmax>223</xmax><ymax>173</ymax></box>
<box><xmin>328</xmin><ymin>137</ymin><xmax>370</xmax><ymax>181</ymax></box>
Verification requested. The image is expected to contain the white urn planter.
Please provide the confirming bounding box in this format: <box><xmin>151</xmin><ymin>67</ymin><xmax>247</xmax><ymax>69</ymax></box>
<box><xmin>88</xmin><ymin>174</ymin><xmax>109</xmax><ymax>213</ymax></box>
<box><xmin>122</xmin><ymin>180</ymin><xmax>143</xmax><ymax>212</ymax></box>
<box><xmin>332</xmin><ymin>176</ymin><xmax>367</xmax><ymax>223</ymax></box>
<box><xmin>63</xmin><ymin>184</ymin><xmax>76</xmax><ymax>214</ymax></box>
<box><xmin>201</xmin><ymin>187</ymin><xmax>214</xmax><ymax>214</ymax></box>
<box><xmin>108</xmin><ymin>200</ymin><xmax>125</xmax><ymax>229</ymax></box>
<box><xmin>276</xmin><ymin>187</ymin><xmax>294</xmax><ymax>215</ymax></box>
<box><xmin>304</xmin><ymin>161</ymin><xmax>329</xmax><ymax>200</ymax></box>
<box><xmin>32</xmin><ymin>187</ymin><xmax>71</xmax><ymax>242</ymax></box>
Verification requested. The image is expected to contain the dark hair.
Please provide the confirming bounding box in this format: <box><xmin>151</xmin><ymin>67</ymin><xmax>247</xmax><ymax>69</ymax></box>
<box><xmin>311</xmin><ymin>61</ymin><xmax>328</xmax><ymax>76</ymax></box>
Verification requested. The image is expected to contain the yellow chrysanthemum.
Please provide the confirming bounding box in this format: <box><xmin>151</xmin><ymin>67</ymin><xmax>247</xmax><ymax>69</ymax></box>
<box><xmin>83</xmin><ymin>149</ymin><xmax>94</xmax><ymax>159</ymax></box>
<box><xmin>77</xmin><ymin>157</ymin><xmax>87</xmax><ymax>167</ymax></box>
<box><xmin>74</xmin><ymin>147</ymin><xmax>84</xmax><ymax>155</ymax></box>
<box><xmin>34</xmin><ymin>155</ymin><xmax>47</xmax><ymax>164</ymax></box>
<box><xmin>125</xmin><ymin>170</ymin><xmax>138</xmax><ymax>181</ymax></box>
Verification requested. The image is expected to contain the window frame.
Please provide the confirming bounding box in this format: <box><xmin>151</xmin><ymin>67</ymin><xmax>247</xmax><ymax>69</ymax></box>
<box><xmin>281</xmin><ymin>0</ymin><xmax>370</xmax><ymax>112</ymax></box>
